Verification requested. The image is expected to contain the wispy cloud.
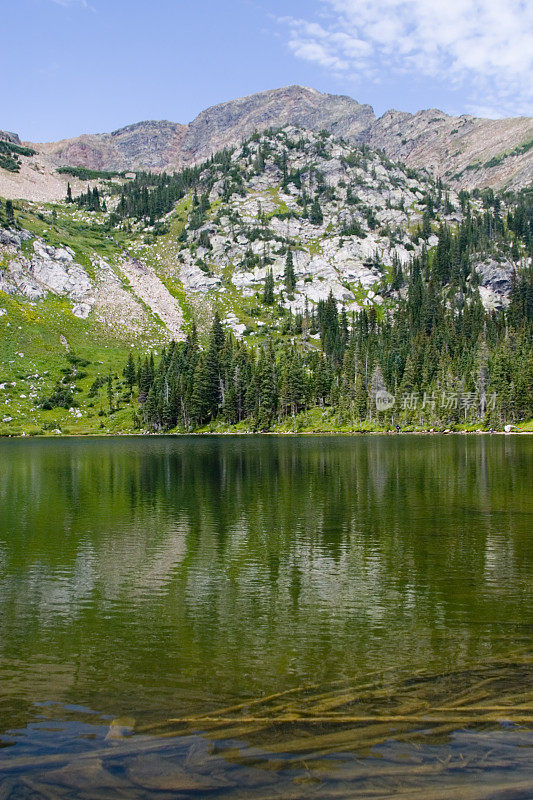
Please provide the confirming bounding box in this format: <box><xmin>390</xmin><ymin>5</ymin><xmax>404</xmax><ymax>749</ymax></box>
<box><xmin>280</xmin><ymin>1</ymin><xmax>533</xmax><ymax>117</ymax></box>
<box><xmin>49</xmin><ymin>0</ymin><xmax>88</xmax><ymax>7</ymax></box>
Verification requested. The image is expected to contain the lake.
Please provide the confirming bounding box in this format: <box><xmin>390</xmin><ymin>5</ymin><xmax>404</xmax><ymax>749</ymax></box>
<box><xmin>0</xmin><ymin>435</ymin><xmax>532</xmax><ymax>798</ymax></box>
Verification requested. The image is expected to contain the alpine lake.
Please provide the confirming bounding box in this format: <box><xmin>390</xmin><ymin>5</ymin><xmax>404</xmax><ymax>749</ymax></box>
<box><xmin>0</xmin><ymin>435</ymin><xmax>531</xmax><ymax>799</ymax></box>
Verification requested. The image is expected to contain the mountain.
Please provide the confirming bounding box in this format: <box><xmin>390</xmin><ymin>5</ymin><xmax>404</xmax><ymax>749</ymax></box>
<box><xmin>20</xmin><ymin>86</ymin><xmax>533</xmax><ymax>191</ymax></box>
<box><xmin>1</xmin><ymin>126</ymin><xmax>526</xmax><ymax>335</ymax></box>
<box><xmin>0</xmin><ymin>130</ymin><xmax>21</xmax><ymax>144</ymax></box>
<box><xmin>38</xmin><ymin>119</ymin><xmax>187</xmax><ymax>173</ymax></box>
<box><xmin>0</xmin><ymin>125</ymin><xmax>531</xmax><ymax>434</ymax></box>
<box><xmin>366</xmin><ymin>108</ymin><xmax>533</xmax><ymax>191</ymax></box>
<box><xmin>176</xmin><ymin>86</ymin><xmax>375</xmax><ymax>166</ymax></box>
<box><xmin>33</xmin><ymin>87</ymin><xmax>375</xmax><ymax>176</ymax></box>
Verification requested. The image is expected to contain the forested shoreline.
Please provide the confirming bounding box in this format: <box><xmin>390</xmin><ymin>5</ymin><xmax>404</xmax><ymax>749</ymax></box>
<box><xmin>126</xmin><ymin>256</ymin><xmax>531</xmax><ymax>433</ymax></box>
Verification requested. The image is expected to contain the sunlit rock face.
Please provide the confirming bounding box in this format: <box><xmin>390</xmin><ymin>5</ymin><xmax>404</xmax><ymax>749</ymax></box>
<box><xmin>0</xmin><ymin>231</ymin><xmax>93</xmax><ymax>314</ymax></box>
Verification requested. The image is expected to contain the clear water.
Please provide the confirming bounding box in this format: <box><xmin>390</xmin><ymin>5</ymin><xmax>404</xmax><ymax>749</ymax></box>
<box><xmin>0</xmin><ymin>435</ymin><xmax>531</xmax><ymax>798</ymax></box>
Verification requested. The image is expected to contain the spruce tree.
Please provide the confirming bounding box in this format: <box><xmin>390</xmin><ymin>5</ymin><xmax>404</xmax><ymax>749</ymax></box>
<box><xmin>284</xmin><ymin>251</ymin><xmax>296</xmax><ymax>297</ymax></box>
<box><xmin>263</xmin><ymin>269</ymin><xmax>274</xmax><ymax>304</ymax></box>
<box><xmin>257</xmin><ymin>342</ymin><xmax>277</xmax><ymax>427</ymax></box>
<box><xmin>123</xmin><ymin>353</ymin><xmax>136</xmax><ymax>394</ymax></box>
<box><xmin>309</xmin><ymin>196</ymin><xmax>323</xmax><ymax>225</ymax></box>
<box><xmin>5</xmin><ymin>200</ymin><xmax>14</xmax><ymax>226</ymax></box>
<box><xmin>211</xmin><ymin>311</ymin><xmax>225</xmax><ymax>356</ymax></box>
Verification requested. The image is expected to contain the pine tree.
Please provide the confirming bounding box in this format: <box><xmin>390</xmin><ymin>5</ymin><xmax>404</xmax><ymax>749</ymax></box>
<box><xmin>284</xmin><ymin>251</ymin><xmax>296</xmax><ymax>297</ymax></box>
<box><xmin>123</xmin><ymin>353</ymin><xmax>136</xmax><ymax>394</ymax></box>
<box><xmin>422</xmin><ymin>210</ymin><xmax>432</xmax><ymax>239</ymax></box>
<box><xmin>391</xmin><ymin>252</ymin><xmax>404</xmax><ymax>291</ymax></box>
<box><xmin>309</xmin><ymin>196</ymin><xmax>323</xmax><ymax>225</ymax></box>
<box><xmin>263</xmin><ymin>269</ymin><xmax>274</xmax><ymax>304</ymax></box>
<box><xmin>5</xmin><ymin>200</ymin><xmax>14</xmax><ymax>226</ymax></box>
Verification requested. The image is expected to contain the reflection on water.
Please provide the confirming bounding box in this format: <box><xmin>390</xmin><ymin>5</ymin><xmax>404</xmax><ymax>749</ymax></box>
<box><xmin>0</xmin><ymin>435</ymin><xmax>531</xmax><ymax>796</ymax></box>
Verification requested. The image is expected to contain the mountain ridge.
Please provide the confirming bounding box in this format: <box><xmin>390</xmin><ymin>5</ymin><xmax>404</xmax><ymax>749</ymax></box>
<box><xmin>5</xmin><ymin>86</ymin><xmax>531</xmax><ymax>199</ymax></box>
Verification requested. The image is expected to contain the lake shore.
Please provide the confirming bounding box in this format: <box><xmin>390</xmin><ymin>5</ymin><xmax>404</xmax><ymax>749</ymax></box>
<box><xmin>2</xmin><ymin>428</ymin><xmax>532</xmax><ymax>438</ymax></box>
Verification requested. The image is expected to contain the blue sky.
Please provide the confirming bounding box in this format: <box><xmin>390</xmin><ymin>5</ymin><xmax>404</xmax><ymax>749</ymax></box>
<box><xmin>2</xmin><ymin>0</ymin><xmax>531</xmax><ymax>142</ymax></box>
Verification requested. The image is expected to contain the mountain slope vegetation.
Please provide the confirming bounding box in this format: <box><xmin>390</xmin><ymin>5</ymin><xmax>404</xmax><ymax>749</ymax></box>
<box><xmin>0</xmin><ymin>128</ymin><xmax>531</xmax><ymax>434</ymax></box>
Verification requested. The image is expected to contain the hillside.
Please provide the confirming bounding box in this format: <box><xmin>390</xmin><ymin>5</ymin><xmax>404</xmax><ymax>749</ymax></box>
<box><xmin>0</xmin><ymin>127</ymin><xmax>531</xmax><ymax>435</ymax></box>
<box><xmin>2</xmin><ymin>87</ymin><xmax>531</xmax><ymax>203</ymax></box>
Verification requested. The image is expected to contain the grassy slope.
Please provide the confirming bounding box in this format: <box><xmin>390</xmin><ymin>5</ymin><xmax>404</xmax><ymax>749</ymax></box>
<box><xmin>0</xmin><ymin>202</ymin><xmax>168</xmax><ymax>435</ymax></box>
<box><xmin>192</xmin><ymin>407</ymin><xmax>533</xmax><ymax>435</ymax></box>
<box><xmin>0</xmin><ymin>292</ymin><xmax>138</xmax><ymax>435</ymax></box>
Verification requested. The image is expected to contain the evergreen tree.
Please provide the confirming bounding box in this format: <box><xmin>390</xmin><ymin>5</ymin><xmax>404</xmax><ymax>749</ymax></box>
<box><xmin>256</xmin><ymin>342</ymin><xmax>277</xmax><ymax>427</ymax></box>
<box><xmin>263</xmin><ymin>268</ymin><xmax>274</xmax><ymax>304</ymax></box>
<box><xmin>309</xmin><ymin>196</ymin><xmax>323</xmax><ymax>225</ymax></box>
<box><xmin>5</xmin><ymin>200</ymin><xmax>14</xmax><ymax>226</ymax></box>
<box><xmin>123</xmin><ymin>353</ymin><xmax>136</xmax><ymax>394</ymax></box>
<box><xmin>284</xmin><ymin>251</ymin><xmax>296</xmax><ymax>297</ymax></box>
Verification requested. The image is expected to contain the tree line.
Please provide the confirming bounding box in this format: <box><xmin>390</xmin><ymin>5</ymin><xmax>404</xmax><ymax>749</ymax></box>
<box><xmin>121</xmin><ymin>254</ymin><xmax>531</xmax><ymax>431</ymax></box>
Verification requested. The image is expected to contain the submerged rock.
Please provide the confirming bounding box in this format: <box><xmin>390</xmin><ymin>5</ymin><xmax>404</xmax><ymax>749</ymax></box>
<box><xmin>126</xmin><ymin>753</ymin><xmax>227</xmax><ymax>792</ymax></box>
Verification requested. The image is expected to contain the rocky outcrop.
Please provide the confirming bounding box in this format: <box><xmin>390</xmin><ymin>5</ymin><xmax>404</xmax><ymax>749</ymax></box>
<box><xmin>170</xmin><ymin>128</ymin><xmax>448</xmax><ymax>319</ymax></box>
<box><xmin>0</xmin><ymin>228</ymin><xmax>32</xmax><ymax>248</ymax></box>
<box><xmin>0</xmin><ymin>231</ymin><xmax>93</xmax><ymax>313</ymax></box>
<box><xmin>0</xmin><ymin>228</ymin><xmax>183</xmax><ymax>338</ymax></box>
<box><xmin>161</xmin><ymin>126</ymin><xmax>524</xmax><ymax>331</ymax></box>
<box><xmin>475</xmin><ymin>258</ymin><xmax>517</xmax><ymax>310</ymax></box>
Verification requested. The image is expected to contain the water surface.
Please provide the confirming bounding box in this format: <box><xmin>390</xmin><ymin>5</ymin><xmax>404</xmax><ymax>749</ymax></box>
<box><xmin>0</xmin><ymin>435</ymin><xmax>531</xmax><ymax>797</ymax></box>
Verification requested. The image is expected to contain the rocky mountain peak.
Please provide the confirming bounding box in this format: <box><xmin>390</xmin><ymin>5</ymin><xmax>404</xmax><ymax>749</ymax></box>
<box><xmin>177</xmin><ymin>85</ymin><xmax>376</xmax><ymax>166</ymax></box>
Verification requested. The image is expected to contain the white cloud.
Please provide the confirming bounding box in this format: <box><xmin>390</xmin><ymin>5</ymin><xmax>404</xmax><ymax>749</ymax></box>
<box><xmin>281</xmin><ymin>0</ymin><xmax>533</xmax><ymax>116</ymax></box>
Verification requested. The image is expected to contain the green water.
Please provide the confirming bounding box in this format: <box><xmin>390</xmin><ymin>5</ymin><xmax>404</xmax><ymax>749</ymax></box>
<box><xmin>0</xmin><ymin>435</ymin><xmax>532</xmax><ymax>798</ymax></box>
